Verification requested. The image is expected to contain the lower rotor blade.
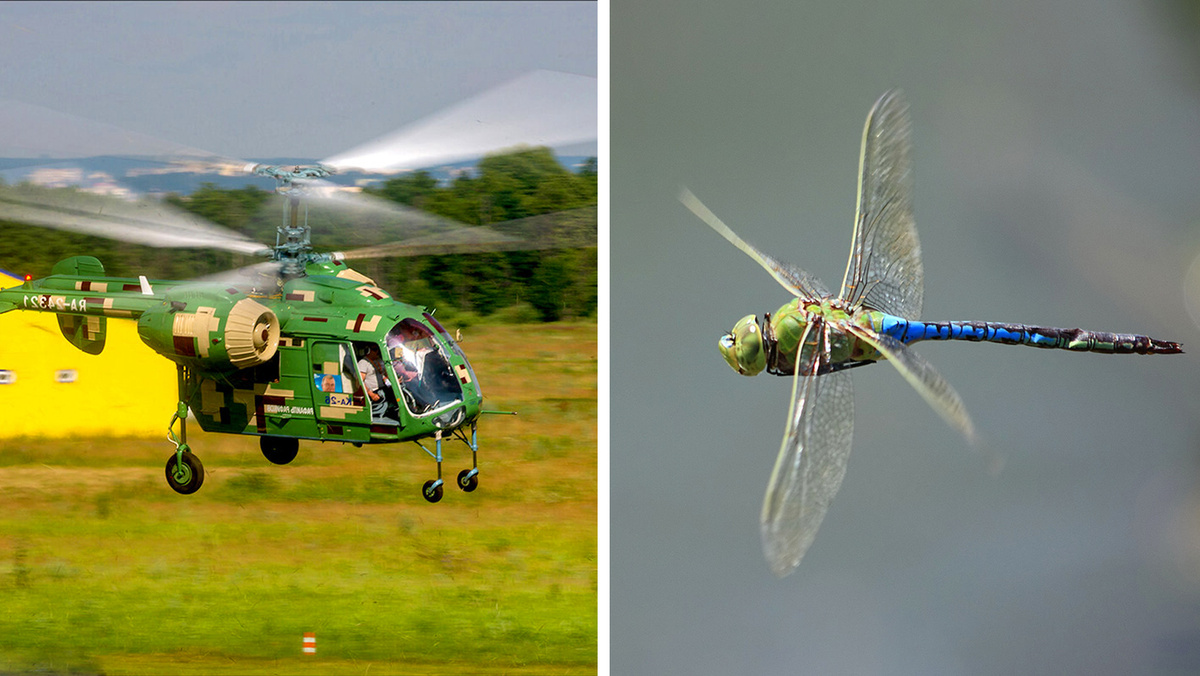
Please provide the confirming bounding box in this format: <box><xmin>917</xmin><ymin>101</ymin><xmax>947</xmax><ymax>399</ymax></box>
<box><xmin>338</xmin><ymin>207</ymin><xmax>596</xmax><ymax>259</ymax></box>
<box><xmin>0</xmin><ymin>183</ymin><xmax>268</xmax><ymax>254</ymax></box>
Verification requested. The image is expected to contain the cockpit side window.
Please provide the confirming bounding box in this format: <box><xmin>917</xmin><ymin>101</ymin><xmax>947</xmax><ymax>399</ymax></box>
<box><xmin>311</xmin><ymin>341</ymin><xmax>365</xmax><ymax>408</ymax></box>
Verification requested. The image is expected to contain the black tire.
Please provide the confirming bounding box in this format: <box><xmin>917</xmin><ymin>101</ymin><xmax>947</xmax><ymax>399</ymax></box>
<box><xmin>422</xmin><ymin>480</ymin><xmax>444</xmax><ymax>503</ymax></box>
<box><xmin>165</xmin><ymin>450</ymin><xmax>204</xmax><ymax>495</ymax></box>
<box><xmin>457</xmin><ymin>469</ymin><xmax>478</xmax><ymax>492</ymax></box>
<box><xmin>260</xmin><ymin>436</ymin><xmax>299</xmax><ymax>465</ymax></box>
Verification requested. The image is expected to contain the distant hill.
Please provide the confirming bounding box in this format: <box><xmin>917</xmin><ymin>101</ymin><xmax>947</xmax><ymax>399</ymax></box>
<box><xmin>0</xmin><ymin>154</ymin><xmax>593</xmax><ymax>196</ymax></box>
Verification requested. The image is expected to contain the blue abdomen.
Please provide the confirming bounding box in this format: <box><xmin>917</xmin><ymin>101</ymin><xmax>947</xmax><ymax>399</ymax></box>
<box><xmin>875</xmin><ymin>314</ymin><xmax>1181</xmax><ymax>355</ymax></box>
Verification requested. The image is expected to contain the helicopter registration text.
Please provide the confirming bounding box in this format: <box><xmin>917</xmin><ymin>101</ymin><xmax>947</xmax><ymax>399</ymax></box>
<box><xmin>324</xmin><ymin>393</ymin><xmax>352</xmax><ymax>407</ymax></box>
<box><xmin>22</xmin><ymin>294</ymin><xmax>88</xmax><ymax>312</ymax></box>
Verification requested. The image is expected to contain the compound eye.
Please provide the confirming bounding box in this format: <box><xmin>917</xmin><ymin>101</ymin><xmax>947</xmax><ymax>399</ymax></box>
<box><xmin>719</xmin><ymin>314</ymin><xmax>766</xmax><ymax>376</ymax></box>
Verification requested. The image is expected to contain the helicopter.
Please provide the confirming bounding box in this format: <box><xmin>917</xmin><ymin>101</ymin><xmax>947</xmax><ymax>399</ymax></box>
<box><xmin>0</xmin><ymin>70</ymin><xmax>597</xmax><ymax>503</ymax></box>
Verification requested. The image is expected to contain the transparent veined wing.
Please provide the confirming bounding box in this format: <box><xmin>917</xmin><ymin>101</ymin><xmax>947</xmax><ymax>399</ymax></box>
<box><xmin>848</xmin><ymin>326</ymin><xmax>977</xmax><ymax>444</ymax></box>
<box><xmin>680</xmin><ymin>187</ymin><xmax>830</xmax><ymax>300</ymax></box>
<box><xmin>838</xmin><ymin>90</ymin><xmax>924</xmax><ymax>319</ymax></box>
<box><xmin>760</xmin><ymin>320</ymin><xmax>855</xmax><ymax>577</ymax></box>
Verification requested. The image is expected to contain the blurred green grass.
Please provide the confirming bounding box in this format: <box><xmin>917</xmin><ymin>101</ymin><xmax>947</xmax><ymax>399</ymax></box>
<box><xmin>0</xmin><ymin>322</ymin><xmax>597</xmax><ymax>675</ymax></box>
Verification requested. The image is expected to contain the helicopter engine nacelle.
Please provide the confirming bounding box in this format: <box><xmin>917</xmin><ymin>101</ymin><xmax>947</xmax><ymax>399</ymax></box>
<box><xmin>137</xmin><ymin>291</ymin><xmax>281</xmax><ymax>372</ymax></box>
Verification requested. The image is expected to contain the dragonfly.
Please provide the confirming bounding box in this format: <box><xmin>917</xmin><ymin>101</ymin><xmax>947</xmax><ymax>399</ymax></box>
<box><xmin>680</xmin><ymin>90</ymin><xmax>1183</xmax><ymax>578</ymax></box>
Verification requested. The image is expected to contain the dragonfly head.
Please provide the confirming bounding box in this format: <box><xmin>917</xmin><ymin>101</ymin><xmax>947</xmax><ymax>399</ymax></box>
<box><xmin>719</xmin><ymin>314</ymin><xmax>767</xmax><ymax>376</ymax></box>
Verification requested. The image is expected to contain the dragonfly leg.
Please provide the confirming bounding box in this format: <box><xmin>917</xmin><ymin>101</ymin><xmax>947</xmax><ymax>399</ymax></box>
<box><xmin>818</xmin><ymin>359</ymin><xmax>876</xmax><ymax>375</ymax></box>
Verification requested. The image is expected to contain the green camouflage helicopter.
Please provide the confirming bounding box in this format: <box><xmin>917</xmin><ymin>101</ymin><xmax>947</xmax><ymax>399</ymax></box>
<box><xmin>0</xmin><ymin>71</ymin><xmax>596</xmax><ymax>502</ymax></box>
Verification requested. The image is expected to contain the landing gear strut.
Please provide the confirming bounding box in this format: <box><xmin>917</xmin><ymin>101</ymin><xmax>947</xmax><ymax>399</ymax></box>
<box><xmin>419</xmin><ymin>430</ymin><xmax>445</xmax><ymax>503</ymax></box>
<box><xmin>416</xmin><ymin>422</ymin><xmax>479</xmax><ymax>502</ymax></box>
<box><xmin>164</xmin><ymin>365</ymin><xmax>204</xmax><ymax>495</ymax></box>
<box><xmin>456</xmin><ymin>423</ymin><xmax>479</xmax><ymax>492</ymax></box>
<box><xmin>166</xmin><ymin>397</ymin><xmax>204</xmax><ymax>495</ymax></box>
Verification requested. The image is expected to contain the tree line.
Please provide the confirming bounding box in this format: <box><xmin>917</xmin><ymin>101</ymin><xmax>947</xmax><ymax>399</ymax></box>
<box><xmin>0</xmin><ymin>147</ymin><xmax>597</xmax><ymax>323</ymax></box>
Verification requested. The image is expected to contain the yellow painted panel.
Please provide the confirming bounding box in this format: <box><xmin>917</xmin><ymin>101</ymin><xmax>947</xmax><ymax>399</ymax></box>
<box><xmin>0</xmin><ymin>290</ymin><xmax>177</xmax><ymax>438</ymax></box>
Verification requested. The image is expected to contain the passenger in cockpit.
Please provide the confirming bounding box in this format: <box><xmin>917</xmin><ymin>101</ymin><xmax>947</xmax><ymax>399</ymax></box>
<box><xmin>357</xmin><ymin>343</ymin><xmax>394</xmax><ymax>422</ymax></box>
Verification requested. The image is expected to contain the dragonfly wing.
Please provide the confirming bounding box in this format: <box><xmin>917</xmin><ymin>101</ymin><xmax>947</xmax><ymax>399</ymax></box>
<box><xmin>838</xmin><ymin>90</ymin><xmax>923</xmax><ymax>319</ymax></box>
<box><xmin>680</xmin><ymin>186</ymin><xmax>830</xmax><ymax>299</ymax></box>
<box><xmin>849</xmin><ymin>325</ymin><xmax>977</xmax><ymax>444</ymax></box>
<box><xmin>761</xmin><ymin>321</ymin><xmax>855</xmax><ymax>577</ymax></box>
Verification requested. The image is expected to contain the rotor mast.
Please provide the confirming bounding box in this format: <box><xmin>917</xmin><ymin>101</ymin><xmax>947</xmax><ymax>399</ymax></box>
<box><xmin>250</xmin><ymin>164</ymin><xmax>335</xmax><ymax>278</ymax></box>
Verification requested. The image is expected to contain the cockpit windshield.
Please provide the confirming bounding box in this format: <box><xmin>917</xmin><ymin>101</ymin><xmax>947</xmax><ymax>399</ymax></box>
<box><xmin>384</xmin><ymin>318</ymin><xmax>463</xmax><ymax>415</ymax></box>
<box><xmin>424</xmin><ymin>312</ymin><xmax>480</xmax><ymax>396</ymax></box>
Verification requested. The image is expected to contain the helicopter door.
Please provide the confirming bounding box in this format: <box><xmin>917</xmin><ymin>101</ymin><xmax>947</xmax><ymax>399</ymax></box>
<box><xmin>309</xmin><ymin>340</ymin><xmax>371</xmax><ymax>432</ymax></box>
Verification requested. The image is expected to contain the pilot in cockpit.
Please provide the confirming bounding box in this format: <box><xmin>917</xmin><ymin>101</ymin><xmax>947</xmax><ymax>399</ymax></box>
<box><xmin>396</xmin><ymin>349</ymin><xmax>437</xmax><ymax>412</ymax></box>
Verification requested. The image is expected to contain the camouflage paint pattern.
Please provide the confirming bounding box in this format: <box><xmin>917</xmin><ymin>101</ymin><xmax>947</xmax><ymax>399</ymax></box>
<box><xmin>0</xmin><ymin>255</ymin><xmax>483</xmax><ymax>447</ymax></box>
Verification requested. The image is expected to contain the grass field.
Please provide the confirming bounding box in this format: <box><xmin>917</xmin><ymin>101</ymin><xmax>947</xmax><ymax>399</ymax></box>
<box><xmin>0</xmin><ymin>322</ymin><xmax>597</xmax><ymax>675</ymax></box>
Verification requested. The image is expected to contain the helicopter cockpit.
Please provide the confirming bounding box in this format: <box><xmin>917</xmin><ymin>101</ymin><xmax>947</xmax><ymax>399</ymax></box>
<box><xmin>381</xmin><ymin>318</ymin><xmax>464</xmax><ymax>417</ymax></box>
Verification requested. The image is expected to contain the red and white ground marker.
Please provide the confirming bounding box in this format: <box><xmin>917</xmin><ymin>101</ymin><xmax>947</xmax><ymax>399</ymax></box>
<box><xmin>303</xmin><ymin>632</ymin><xmax>316</xmax><ymax>655</ymax></box>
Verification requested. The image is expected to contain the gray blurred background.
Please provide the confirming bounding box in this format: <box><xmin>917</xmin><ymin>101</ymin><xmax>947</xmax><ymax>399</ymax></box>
<box><xmin>611</xmin><ymin>1</ymin><xmax>1200</xmax><ymax>674</ymax></box>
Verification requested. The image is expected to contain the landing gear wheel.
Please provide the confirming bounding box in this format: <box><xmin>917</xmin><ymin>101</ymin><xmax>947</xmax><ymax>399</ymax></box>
<box><xmin>260</xmin><ymin>436</ymin><xmax>299</xmax><ymax>465</ymax></box>
<box><xmin>422</xmin><ymin>480</ymin><xmax>444</xmax><ymax>503</ymax></box>
<box><xmin>457</xmin><ymin>469</ymin><xmax>478</xmax><ymax>492</ymax></box>
<box><xmin>165</xmin><ymin>450</ymin><xmax>204</xmax><ymax>495</ymax></box>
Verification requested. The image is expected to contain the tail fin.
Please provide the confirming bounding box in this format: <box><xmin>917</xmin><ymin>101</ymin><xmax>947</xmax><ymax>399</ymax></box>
<box><xmin>51</xmin><ymin>257</ymin><xmax>108</xmax><ymax>354</ymax></box>
<box><xmin>51</xmin><ymin>255</ymin><xmax>105</xmax><ymax>277</ymax></box>
<box><xmin>0</xmin><ymin>257</ymin><xmax>110</xmax><ymax>352</ymax></box>
<box><xmin>58</xmin><ymin>314</ymin><xmax>107</xmax><ymax>355</ymax></box>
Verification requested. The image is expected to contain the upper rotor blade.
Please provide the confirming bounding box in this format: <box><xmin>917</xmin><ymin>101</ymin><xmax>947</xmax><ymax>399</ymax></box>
<box><xmin>321</xmin><ymin>70</ymin><xmax>597</xmax><ymax>174</ymax></box>
<box><xmin>0</xmin><ymin>183</ymin><xmax>268</xmax><ymax>254</ymax></box>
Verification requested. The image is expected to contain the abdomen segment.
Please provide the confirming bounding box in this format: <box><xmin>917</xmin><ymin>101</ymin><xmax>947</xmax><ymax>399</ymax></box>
<box><xmin>877</xmin><ymin>315</ymin><xmax>1183</xmax><ymax>355</ymax></box>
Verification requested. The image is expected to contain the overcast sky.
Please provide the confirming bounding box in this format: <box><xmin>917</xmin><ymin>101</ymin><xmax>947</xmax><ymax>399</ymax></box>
<box><xmin>0</xmin><ymin>2</ymin><xmax>596</xmax><ymax>160</ymax></box>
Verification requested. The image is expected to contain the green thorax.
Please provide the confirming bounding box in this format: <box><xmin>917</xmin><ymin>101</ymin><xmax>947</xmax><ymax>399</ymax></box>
<box><xmin>766</xmin><ymin>298</ymin><xmax>886</xmax><ymax>375</ymax></box>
